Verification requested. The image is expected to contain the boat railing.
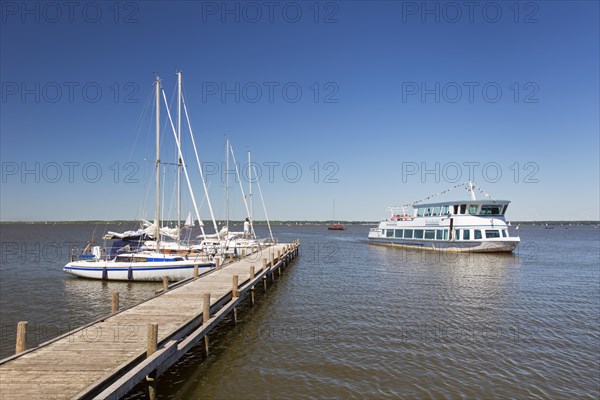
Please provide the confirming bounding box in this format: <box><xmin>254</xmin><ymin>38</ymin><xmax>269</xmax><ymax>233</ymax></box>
<box><xmin>70</xmin><ymin>246</ymin><xmax>108</xmax><ymax>262</ymax></box>
<box><xmin>390</xmin><ymin>215</ymin><xmax>414</xmax><ymax>221</ymax></box>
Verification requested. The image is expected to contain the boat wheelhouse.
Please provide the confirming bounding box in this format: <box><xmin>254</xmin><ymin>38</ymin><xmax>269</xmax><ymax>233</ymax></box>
<box><xmin>368</xmin><ymin>182</ymin><xmax>520</xmax><ymax>253</ymax></box>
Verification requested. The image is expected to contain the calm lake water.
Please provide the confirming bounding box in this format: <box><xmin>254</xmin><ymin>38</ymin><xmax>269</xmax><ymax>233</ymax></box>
<box><xmin>1</xmin><ymin>223</ymin><xmax>599</xmax><ymax>398</ymax></box>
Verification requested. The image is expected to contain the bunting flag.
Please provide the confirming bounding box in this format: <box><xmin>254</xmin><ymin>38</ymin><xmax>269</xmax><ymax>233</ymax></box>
<box><xmin>390</xmin><ymin>181</ymin><xmax>496</xmax><ymax>210</ymax></box>
<box><xmin>475</xmin><ymin>184</ymin><xmax>495</xmax><ymax>200</ymax></box>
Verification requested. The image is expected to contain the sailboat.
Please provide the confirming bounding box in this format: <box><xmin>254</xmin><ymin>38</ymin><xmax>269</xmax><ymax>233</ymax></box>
<box><xmin>199</xmin><ymin>140</ymin><xmax>274</xmax><ymax>255</ymax></box>
<box><xmin>63</xmin><ymin>74</ymin><xmax>216</xmax><ymax>281</ymax></box>
<box><xmin>328</xmin><ymin>200</ymin><xmax>346</xmax><ymax>230</ymax></box>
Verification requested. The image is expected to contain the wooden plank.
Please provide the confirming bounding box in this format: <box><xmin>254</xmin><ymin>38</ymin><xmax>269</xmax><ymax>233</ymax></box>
<box><xmin>0</xmin><ymin>244</ymin><xmax>297</xmax><ymax>400</ymax></box>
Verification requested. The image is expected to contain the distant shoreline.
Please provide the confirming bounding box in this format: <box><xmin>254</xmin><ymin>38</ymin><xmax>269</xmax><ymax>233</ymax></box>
<box><xmin>1</xmin><ymin>220</ymin><xmax>599</xmax><ymax>226</ymax></box>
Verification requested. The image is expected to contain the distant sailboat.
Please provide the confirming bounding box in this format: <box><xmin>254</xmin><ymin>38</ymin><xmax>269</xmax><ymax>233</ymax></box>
<box><xmin>184</xmin><ymin>211</ymin><xmax>194</xmax><ymax>228</ymax></box>
<box><xmin>328</xmin><ymin>200</ymin><xmax>346</xmax><ymax>230</ymax></box>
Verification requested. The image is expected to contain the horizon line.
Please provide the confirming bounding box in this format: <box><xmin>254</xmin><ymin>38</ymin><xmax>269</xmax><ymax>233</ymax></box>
<box><xmin>1</xmin><ymin>219</ymin><xmax>599</xmax><ymax>224</ymax></box>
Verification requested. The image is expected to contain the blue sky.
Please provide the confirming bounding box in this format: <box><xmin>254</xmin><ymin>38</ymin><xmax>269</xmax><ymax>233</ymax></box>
<box><xmin>1</xmin><ymin>1</ymin><xmax>598</xmax><ymax>222</ymax></box>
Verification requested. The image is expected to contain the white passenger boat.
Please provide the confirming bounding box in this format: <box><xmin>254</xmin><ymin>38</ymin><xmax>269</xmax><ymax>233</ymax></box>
<box><xmin>368</xmin><ymin>182</ymin><xmax>520</xmax><ymax>252</ymax></box>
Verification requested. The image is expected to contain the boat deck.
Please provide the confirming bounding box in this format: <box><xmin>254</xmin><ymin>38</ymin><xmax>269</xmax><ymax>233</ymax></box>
<box><xmin>0</xmin><ymin>243</ymin><xmax>299</xmax><ymax>399</ymax></box>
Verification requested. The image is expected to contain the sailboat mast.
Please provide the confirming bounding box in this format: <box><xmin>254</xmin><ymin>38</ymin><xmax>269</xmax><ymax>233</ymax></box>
<box><xmin>333</xmin><ymin>200</ymin><xmax>336</xmax><ymax>223</ymax></box>
<box><xmin>155</xmin><ymin>75</ymin><xmax>161</xmax><ymax>250</ymax></box>
<box><xmin>176</xmin><ymin>71</ymin><xmax>182</xmax><ymax>242</ymax></box>
<box><xmin>248</xmin><ymin>149</ymin><xmax>253</xmax><ymax>235</ymax></box>
<box><xmin>225</xmin><ymin>137</ymin><xmax>230</xmax><ymax>233</ymax></box>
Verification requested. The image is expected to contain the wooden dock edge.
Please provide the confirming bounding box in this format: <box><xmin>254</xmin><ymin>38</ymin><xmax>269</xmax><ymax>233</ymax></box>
<box><xmin>70</xmin><ymin>241</ymin><xmax>300</xmax><ymax>399</ymax></box>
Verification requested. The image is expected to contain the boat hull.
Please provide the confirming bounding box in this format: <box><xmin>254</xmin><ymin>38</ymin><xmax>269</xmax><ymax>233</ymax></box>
<box><xmin>63</xmin><ymin>260</ymin><xmax>215</xmax><ymax>281</ymax></box>
<box><xmin>368</xmin><ymin>236</ymin><xmax>519</xmax><ymax>253</ymax></box>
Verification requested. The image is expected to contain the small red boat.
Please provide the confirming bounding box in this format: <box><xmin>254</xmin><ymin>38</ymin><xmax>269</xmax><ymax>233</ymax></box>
<box><xmin>328</xmin><ymin>201</ymin><xmax>345</xmax><ymax>230</ymax></box>
<box><xmin>328</xmin><ymin>223</ymin><xmax>346</xmax><ymax>231</ymax></box>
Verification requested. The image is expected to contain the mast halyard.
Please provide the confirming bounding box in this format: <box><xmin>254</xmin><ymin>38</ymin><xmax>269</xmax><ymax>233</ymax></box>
<box><xmin>180</xmin><ymin>88</ymin><xmax>219</xmax><ymax>237</ymax></box>
<box><xmin>229</xmin><ymin>142</ymin><xmax>254</xmax><ymax>238</ymax></box>
<box><xmin>161</xmin><ymin>85</ymin><xmax>208</xmax><ymax>241</ymax></box>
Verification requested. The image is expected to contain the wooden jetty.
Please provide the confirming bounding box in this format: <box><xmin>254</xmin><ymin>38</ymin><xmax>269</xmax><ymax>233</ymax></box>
<box><xmin>0</xmin><ymin>242</ymin><xmax>300</xmax><ymax>400</ymax></box>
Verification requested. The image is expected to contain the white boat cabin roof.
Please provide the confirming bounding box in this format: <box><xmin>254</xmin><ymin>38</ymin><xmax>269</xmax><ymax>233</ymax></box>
<box><xmin>415</xmin><ymin>199</ymin><xmax>510</xmax><ymax>208</ymax></box>
<box><xmin>388</xmin><ymin>200</ymin><xmax>511</xmax><ymax>218</ymax></box>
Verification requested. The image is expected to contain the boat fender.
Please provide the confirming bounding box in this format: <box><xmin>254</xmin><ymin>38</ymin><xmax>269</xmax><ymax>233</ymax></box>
<box><xmin>102</xmin><ymin>267</ymin><xmax>108</xmax><ymax>280</ymax></box>
<box><xmin>127</xmin><ymin>267</ymin><xmax>133</xmax><ymax>281</ymax></box>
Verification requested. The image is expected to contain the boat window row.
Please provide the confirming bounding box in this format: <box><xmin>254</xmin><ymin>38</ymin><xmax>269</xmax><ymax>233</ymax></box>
<box><xmin>456</xmin><ymin>229</ymin><xmax>508</xmax><ymax>239</ymax></box>
<box><xmin>383</xmin><ymin>228</ymin><xmax>508</xmax><ymax>240</ymax></box>
<box><xmin>115</xmin><ymin>255</ymin><xmax>185</xmax><ymax>262</ymax></box>
<box><xmin>415</xmin><ymin>203</ymin><xmax>507</xmax><ymax>217</ymax></box>
<box><xmin>416</xmin><ymin>205</ymin><xmax>449</xmax><ymax>217</ymax></box>
<box><xmin>385</xmin><ymin>229</ymin><xmax>449</xmax><ymax>240</ymax></box>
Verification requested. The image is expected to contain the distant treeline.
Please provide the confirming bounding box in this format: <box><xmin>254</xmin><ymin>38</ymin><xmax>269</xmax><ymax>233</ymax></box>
<box><xmin>509</xmin><ymin>221</ymin><xmax>599</xmax><ymax>226</ymax></box>
<box><xmin>1</xmin><ymin>220</ymin><xmax>599</xmax><ymax>225</ymax></box>
<box><xmin>0</xmin><ymin>220</ymin><xmax>378</xmax><ymax>225</ymax></box>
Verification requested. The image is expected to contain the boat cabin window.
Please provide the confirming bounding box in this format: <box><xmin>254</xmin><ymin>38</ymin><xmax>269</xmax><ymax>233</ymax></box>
<box><xmin>425</xmin><ymin>207</ymin><xmax>433</xmax><ymax>217</ymax></box>
<box><xmin>486</xmin><ymin>230</ymin><xmax>501</xmax><ymax>238</ymax></box>
<box><xmin>443</xmin><ymin>230</ymin><xmax>449</xmax><ymax>240</ymax></box>
<box><xmin>436</xmin><ymin>230</ymin><xmax>443</xmax><ymax>240</ymax></box>
<box><xmin>468</xmin><ymin>204</ymin><xmax>478</xmax><ymax>214</ymax></box>
<box><xmin>441</xmin><ymin>205</ymin><xmax>449</xmax><ymax>215</ymax></box>
<box><xmin>453</xmin><ymin>205</ymin><xmax>459</xmax><ymax>214</ymax></box>
<box><xmin>425</xmin><ymin>230</ymin><xmax>435</xmax><ymax>239</ymax></box>
<box><xmin>395</xmin><ymin>229</ymin><xmax>403</xmax><ymax>238</ymax></box>
<box><xmin>386</xmin><ymin>229</ymin><xmax>394</xmax><ymax>238</ymax></box>
<box><xmin>404</xmin><ymin>229</ymin><xmax>413</xmax><ymax>239</ymax></box>
<box><xmin>474</xmin><ymin>230</ymin><xmax>482</xmax><ymax>239</ymax></box>
<box><xmin>414</xmin><ymin>230</ymin><xmax>424</xmax><ymax>239</ymax></box>
<box><xmin>502</xmin><ymin>204</ymin><xmax>509</xmax><ymax>214</ymax></box>
<box><xmin>480</xmin><ymin>205</ymin><xmax>504</xmax><ymax>215</ymax></box>
<box><xmin>460</xmin><ymin>204</ymin><xmax>467</xmax><ymax>214</ymax></box>
<box><xmin>417</xmin><ymin>208</ymin><xmax>425</xmax><ymax>217</ymax></box>
<box><xmin>502</xmin><ymin>230</ymin><xmax>508</xmax><ymax>238</ymax></box>
<box><xmin>463</xmin><ymin>229</ymin><xmax>470</xmax><ymax>240</ymax></box>
<box><xmin>433</xmin><ymin>206</ymin><xmax>441</xmax><ymax>216</ymax></box>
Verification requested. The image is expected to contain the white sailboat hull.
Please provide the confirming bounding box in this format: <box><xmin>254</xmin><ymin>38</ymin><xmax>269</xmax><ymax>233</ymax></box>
<box><xmin>63</xmin><ymin>259</ymin><xmax>215</xmax><ymax>281</ymax></box>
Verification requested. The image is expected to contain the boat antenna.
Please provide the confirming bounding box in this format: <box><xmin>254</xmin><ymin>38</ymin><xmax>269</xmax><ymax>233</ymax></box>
<box><xmin>468</xmin><ymin>180</ymin><xmax>477</xmax><ymax>201</ymax></box>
